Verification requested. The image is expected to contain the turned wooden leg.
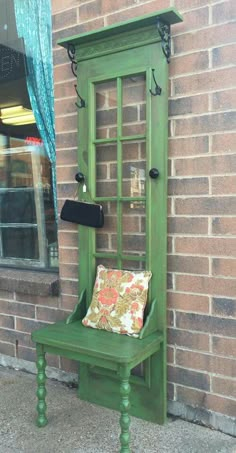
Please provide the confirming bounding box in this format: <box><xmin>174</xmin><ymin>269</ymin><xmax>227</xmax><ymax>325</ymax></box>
<box><xmin>119</xmin><ymin>366</ymin><xmax>131</xmax><ymax>453</ymax></box>
<box><xmin>36</xmin><ymin>344</ymin><xmax>48</xmax><ymax>427</ymax></box>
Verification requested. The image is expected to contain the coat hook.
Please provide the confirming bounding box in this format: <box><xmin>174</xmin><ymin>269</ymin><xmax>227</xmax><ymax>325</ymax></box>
<box><xmin>149</xmin><ymin>69</ymin><xmax>162</xmax><ymax>96</ymax></box>
<box><xmin>74</xmin><ymin>84</ymin><xmax>85</xmax><ymax>109</ymax></box>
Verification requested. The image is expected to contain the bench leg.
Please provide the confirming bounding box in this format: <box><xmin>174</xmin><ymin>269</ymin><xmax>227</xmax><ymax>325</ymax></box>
<box><xmin>119</xmin><ymin>366</ymin><xmax>131</xmax><ymax>453</ymax></box>
<box><xmin>36</xmin><ymin>344</ymin><xmax>48</xmax><ymax>427</ymax></box>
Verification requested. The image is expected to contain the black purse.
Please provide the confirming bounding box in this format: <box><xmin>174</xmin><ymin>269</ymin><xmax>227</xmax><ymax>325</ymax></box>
<box><xmin>60</xmin><ymin>200</ymin><xmax>104</xmax><ymax>228</ymax></box>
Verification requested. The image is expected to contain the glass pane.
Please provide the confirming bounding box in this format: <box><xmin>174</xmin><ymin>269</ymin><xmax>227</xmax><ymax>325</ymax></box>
<box><xmin>96</xmin><ymin>202</ymin><xmax>117</xmax><ymax>253</ymax></box>
<box><xmin>0</xmin><ymin>189</ymin><xmax>36</xmax><ymax>223</ymax></box>
<box><xmin>96</xmin><ymin>258</ymin><xmax>118</xmax><ymax>269</ymax></box>
<box><xmin>122</xmin><ymin>202</ymin><xmax>146</xmax><ymax>257</ymax></box>
<box><xmin>1</xmin><ymin>227</ymin><xmax>39</xmax><ymax>259</ymax></box>
<box><xmin>122</xmin><ymin>74</ymin><xmax>146</xmax><ymax>136</ymax></box>
<box><xmin>122</xmin><ymin>141</ymin><xmax>146</xmax><ymax>197</ymax></box>
<box><xmin>0</xmin><ymin>151</ymin><xmax>33</xmax><ymax>188</ymax></box>
<box><xmin>96</xmin><ymin>80</ymin><xmax>117</xmax><ymax>139</ymax></box>
<box><xmin>96</xmin><ymin>144</ymin><xmax>117</xmax><ymax>197</ymax></box>
<box><xmin>121</xmin><ymin>259</ymin><xmax>146</xmax><ymax>271</ymax></box>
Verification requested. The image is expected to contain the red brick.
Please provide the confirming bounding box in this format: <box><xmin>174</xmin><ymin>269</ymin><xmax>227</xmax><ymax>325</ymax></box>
<box><xmin>175</xmin><ymin>237</ymin><xmax>236</xmax><ymax>257</ymax></box>
<box><xmin>15</xmin><ymin>318</ymin><xmax>47</xmax><ymax>333</ymax></box>
<box><xmin>0</xmin><ymin>290</ymin><xmax>14</xmax><ymax>300</ymax></box>
<box><xmin>175</xmin><ymin>112</ymin><xmax>236</xmax><ymax>136</ymax></box>
<box><xmin>175</xmin><ymin>0</ymin><xmax>210</xmax><ymax>9</ymax></box>
<box><xmin>169</xmin><ymin>94</ymin><xmax>208</xmax><ymax>116</ymax></box>
<box><xmin>174</xmin><ymin>23</ymin><xmax>236</xmax><ymax>55</ymax></box>
<box><xmin>212</xmin><ymin>89</ymin><xmax>236</xmax><ymax>111</ymax></box>
<box><xmin>60</xmin><ymin>263</ymin><xmax>78</xmax><ymax>280</ymax></box>
<box><xmin>57</xmin><ymin>165</ymin><xmax>78</xmax><ymax>182</ymax></box>
<box><xmin>58</xmin><ymin>231</ymin><xmax>78</xmax><ymax>248</ymax></box>
<box><xmin>168</xmin><ymin>255</ymin><xmax>209</xmax><ymax>275</ymax></box>
<box><xmin>168</xmin><ymin>365</ymin><xmax>210</xmax><ymax>391</ymax></box>
<box><xmin>167</xmin><ymin>383</ymin><xmax>175</xmax><ymax>400</ymax></box>
<box><xmin>212</xmin><ymin>217</ymin><xmax>236</xmax><ymax>235</ymax></box>
<box><xmin>52</xmin><ymin>8</ymin><xmax>77</xmax><ymax>30</ymax></box>
<box><xmin>59</xmin><ymin>248</ymin><xmax>78</xmax><ymax>265</ymax></box>
<box><xmin>173</xmin><ymin>7</ymin><xmax>209</xmax><ymax>35</ymax></box>
<box><xmin>57</xmin><ymin>149</ymin><xmax>77</xmax><ymax>166</ymax></box>
<box><xmin>168</xmin><ymin>328</ymin><xmax>210</xmax><ymax>352</ymax></box>
<box><xmin>60</xmin><ymin>279</ymin><xmax>78</xmax><ymax>296</ymax></box>
<box><xmin>175</xmin><ymin>197</ymin><xmax>236</xmax><ymax>216</ymax></box>
<box><xmin>60</xmin><ymin>357</ymin><xmax>78</xmax><ymax>373</ymax></box>
<box><xmin>0</xmin><ymin>342</ymin><xmax>15</xmax><ymax>357</ymax></box>
<box><xmin>15</xmin><ymin>293</ymin><xmax>59</xmax><ymax>308</ymax></box>
<box><xmin>167</xmin><ymin>346</ymin><xmax>174</xmax><ymax>364</ymax></box>
<box><xmin>55</xmin><ymin>99</ymin><xmax>77</xmax><ymax>117</ymax></box>
<box><xmin>0</xmin><ymin>329</ymin><xmax>33</xmax><ymax>348</ymax></box>
<box><xmin>177</xmin><ymin>386</ymin><xmax>236</xmax><ymax>418</ymax></box>
<box><xmin>212</xmin><ymin>1</ymin><xmax>236</xmax><ymax>25</ymax></box>
<box><xmin>56</xmin><ymin>132</ymin><xmax>77</xmax><ymax>149</ymax></box>
<box><xmin>212</xmin><ymin>132</ymin><xmax>236</xmax><ymax>154</ymax></box>
<box><xmin>213</xmin><ymin>43</ymin><xmax>236</xmax><ymax>67</ymax></box>
<box><xmin>213</xmin><ymin>377</ymin><xmax>236</xmax><ymax>398</ymax></box>
<box><xmin>212</xmin><ymin>336</ymin><xmax>236</xmax><ymax>357</ymax></box>
<box><xmin>52</xmin><ymin>0</ymin><xmax>81</xmax><ymax>14</ymax></box>
<box><xmin>212</xmin><ymin>297</ymin><xmax>236</xmax><ymax>317</ymax></box>
<box><xmin>175</xmin><ymin>154</ymin><xmax>236</xmax><ymax>176</ymax></box>
<box><xmin>174</xmin><ymin>67</ymin><xmax>236</xmax><ymax>96</ymax></box>
<box><xmin>176</xmin><ymin>312</ymin><xmax>236</xmax><ymax>337</ymax></box>
<box><xmin>0</xmin><ymin>315</ymin><xmax>14</xmax><ymax>329</ymax></box>
<box><xmin>0</xmin><ymin>300</ymin><xmax>35</xmax><ymax>319</ymax></box>
<box><xmin>212</xmin><ymin>258</ymin><xmax>236</xmax><ymax>278</ymax></box>
<box><xmin>168</xmin><ymin>177</ymin><xmax>209</xmax><ymax>195</ymax></box>
<box><xmin>167</xmin><ymin>292</ymin><xmax>209</xmax><ymax>313</ymax></box>
<box><xmin>36</xmin><ymin>307</ymin><xmax>69</xmax><ymax>323</ymax></box>
<box><xmin>176</xmin><ymin>274</ymin><xmax>236</xmax><ymax>298</ymax></box>
<box><xmin>54</xmin><ymin>63</ymin><xmax>74</xmax><ymax>84</ymax></box>
<box><xmin>206</xmin><ymin>394</ymin><xmax>236</xmax><ymax>417</ymax></box>
<box><xmin>168</xmin><ymin>217</ymin><xmax>208</xmax><ymax>235</ymax></box>
<box><xmin>212</xmin><ymin>176</ymin><xmax>236</xmax><ymax>195</ymax></box>
<box><xmin>55</xmin><ymin>114</ymin><xmax>77</xmax><ymax>132</ymax></box>
<box><xmin>170</xmin><ymin>51</ymin><xmax>209</xmax><ymax>77</ymax></box>
<box><xmin>106</xmin><ymin>0</ymin><xmax>170</xmax><ymax>25</ymax></box>
<box><xmin>55</xmin><ymin>81</ymin><xmax>76</xmax><ymax>99</ymax></box>
<box><xmin>176</xmin><ymin>350</ymin><xmax>236</xmax><ymax>377</ymax></box>
<box><xmin>61</xmin><ymin>294</ymin><xmax>78</xmax><ymax>311</ymax></box>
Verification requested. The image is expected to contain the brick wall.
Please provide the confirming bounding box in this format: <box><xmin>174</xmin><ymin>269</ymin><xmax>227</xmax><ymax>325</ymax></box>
<box><xmin>0</xmin><ymin>0</ymin><xmax>234</xmax><ymax>433</ymax></box>
<box><xmin>52</xmin><ymin>0</ymin><xmax>236</xmax><ymax>429</ymax></box>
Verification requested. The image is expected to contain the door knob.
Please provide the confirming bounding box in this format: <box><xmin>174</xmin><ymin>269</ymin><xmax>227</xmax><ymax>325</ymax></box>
<box><xmin>149</xmin><ymin>168</ymin><xmax>159</xmax><ymax>179</ymax></box>
<box><xmin>75</xmin><ymin>172</ymin><xmax>85</xmax><ymax>183</ymax></box>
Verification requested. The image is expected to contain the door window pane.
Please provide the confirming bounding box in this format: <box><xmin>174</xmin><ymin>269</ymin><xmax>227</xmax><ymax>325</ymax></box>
<box><xmin>96</xmin><ymin>80</ymin><xmax>117</xmax><ymax>139</ymax></box>
<box><xmin>96</xmin><ymin>202</ymin><xmax>117</xmax><ymax>253</ymax></box>
<box><xmin>122</xmin><ymin>202</ymin><xmax>146</xmax><ymax>257</ymax></box>
<box><xmin>122</xmin><ymin>75</ymin><xmax>146</xmax><ymax>136</ymax></box>
<box><xmin>122</xmin><ymin>141</ymin><xmax>146</xmax><ymax>197</ymax></box>
<box><xmin>96</xmin><ymin>144</ymin><xmax>117</xmax><ymax>197</ymax></box>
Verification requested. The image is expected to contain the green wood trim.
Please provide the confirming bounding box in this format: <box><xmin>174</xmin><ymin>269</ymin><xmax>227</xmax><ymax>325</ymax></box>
<box><xmin>66</xmin><ymin>289</ymin><xmax>86</xmax><ymax>324</ymax></box>
<box><xmin>139</xmin><ymin>298</ymin><xmax>158</xmax><ymax>339</ymax></box>
<box><xmin>93</xmin><ymin>134</ymin><xmax>146</xmax><ymax>145</ymax></box>
<box><xmin>117</xmin><ymin>77</ymin><xmax>123</xmax><ymax>269</ymax></box>
<box><xmin>94</xmin><ymin>253</ymin><xmax>146</xmax><ymax>262</ymax></box>
<box><xmin>58</xmin><ymin>8</ymin><xmax>183</xmax><ymax>48</ymax></box>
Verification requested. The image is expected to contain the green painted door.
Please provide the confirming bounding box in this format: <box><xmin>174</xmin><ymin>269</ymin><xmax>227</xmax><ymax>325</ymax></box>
<box><xmin>77</xmin><ymin>42</ymin><xmax>168</xmax><ymax>423</ymax></box>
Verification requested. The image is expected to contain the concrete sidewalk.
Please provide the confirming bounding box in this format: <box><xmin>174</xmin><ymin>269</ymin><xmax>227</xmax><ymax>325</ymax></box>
<box><xmin>0</xmin><ymin>367</ymin><xmax>235</xmax><ymax>453</ymax></box>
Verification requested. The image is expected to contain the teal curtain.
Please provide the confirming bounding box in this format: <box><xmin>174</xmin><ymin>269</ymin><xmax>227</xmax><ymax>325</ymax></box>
<box><xmin>14</xmin><ymin>0</ymin><xmax>57</xmax><ymax>218</ymax></box>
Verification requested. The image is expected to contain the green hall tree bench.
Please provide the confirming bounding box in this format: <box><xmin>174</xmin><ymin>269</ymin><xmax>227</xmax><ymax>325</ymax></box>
<box><xmin>32</xmin><ymin>8</ymin><xmax>182</xmax><ymax>453</ymax></box>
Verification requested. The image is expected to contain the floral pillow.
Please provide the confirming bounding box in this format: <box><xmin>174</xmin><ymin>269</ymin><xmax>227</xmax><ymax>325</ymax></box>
<box><xmin>82</xmin><ymin>265</ymin><xmax>152</xmax><ymax>337</ymax></box>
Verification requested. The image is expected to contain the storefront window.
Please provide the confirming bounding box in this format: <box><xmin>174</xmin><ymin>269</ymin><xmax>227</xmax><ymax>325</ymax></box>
<box><xmin>0</xmin><ymin>0</ymin><xmax>58</xmax><ymax>269</ymax></box>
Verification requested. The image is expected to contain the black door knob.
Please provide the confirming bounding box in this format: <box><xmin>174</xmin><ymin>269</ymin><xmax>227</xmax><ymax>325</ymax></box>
<box><xmin>149</xmin><ymin>168</ymin><xmax>159</xmax><ymax>179</ymax></box>
<box><xmin>75</xmin><ymin>172</ymin><xmax>85</xmax><ymax>183</ymax></box>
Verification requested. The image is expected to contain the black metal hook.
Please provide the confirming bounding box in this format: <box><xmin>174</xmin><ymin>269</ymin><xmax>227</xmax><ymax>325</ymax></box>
<box><xmin>149</xmin><ymin>69</ymin><xmax>162</xmax><ymax>96</ymax></box>
<box><xmin>67</xmin><ymin>43</ymin><xmax>77</xmax><ymax>77</ymax></box>
<box><xmin>74</xmin><ymin>84</ymin><xmax>85</xmax><ymax>109</ymax></box>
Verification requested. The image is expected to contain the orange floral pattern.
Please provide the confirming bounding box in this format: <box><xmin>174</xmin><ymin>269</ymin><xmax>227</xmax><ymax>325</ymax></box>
<box><xmin>82</xmin><ymin>265</ymin><xmax>152</xmax><ymax>337</ymax></box>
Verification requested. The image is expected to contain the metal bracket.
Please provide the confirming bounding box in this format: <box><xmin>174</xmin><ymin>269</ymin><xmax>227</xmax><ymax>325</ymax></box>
<box><xmin>157</xmin><ymin>19</ymin><xmax>171</xmax><ymax>64</ymax></box>
<box><xmin>149</xmin><ymin>69</ymin><xmax>162</xmax><ymax>96</ymax></box>
<box><xmin>67</xmin><ymin>43</ymin><xmax>86</xmax><ymax>109</ymax></box>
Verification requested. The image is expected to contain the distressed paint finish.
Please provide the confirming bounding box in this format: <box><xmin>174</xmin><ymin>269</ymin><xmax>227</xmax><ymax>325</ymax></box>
<box><xmin>32</xmin><ymin>8</ymin><xmax>182</xmax><ymax>452</ymax></box>
<box><xmin>36</xmin><ymin>344</ymin><xmax>48</xmax><ymax>427</ymax></box>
